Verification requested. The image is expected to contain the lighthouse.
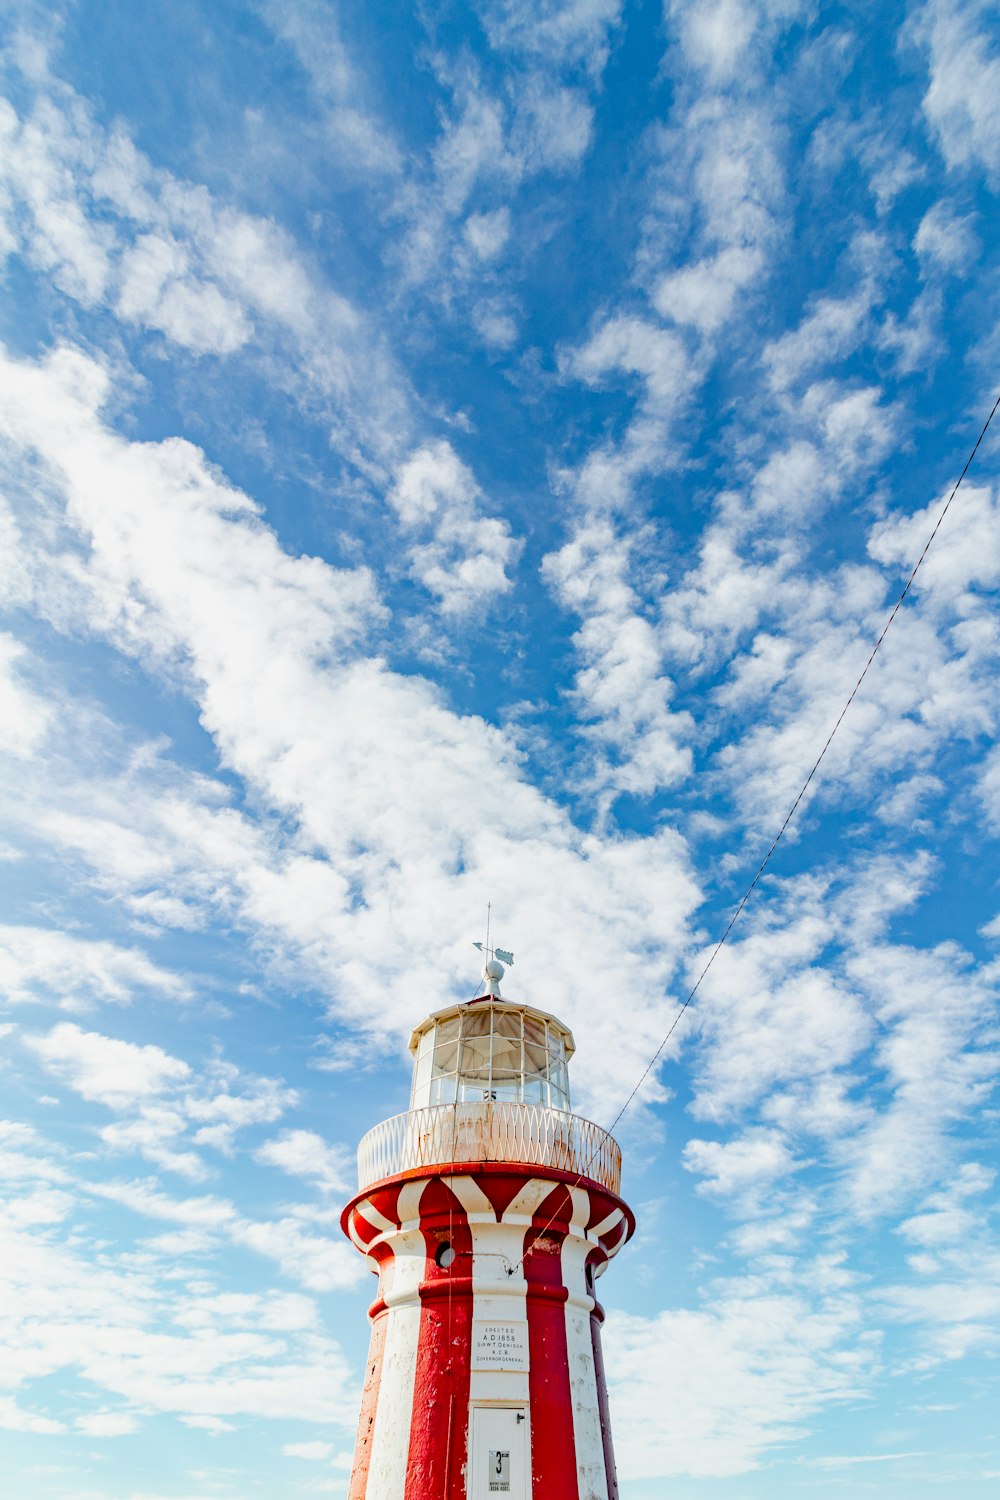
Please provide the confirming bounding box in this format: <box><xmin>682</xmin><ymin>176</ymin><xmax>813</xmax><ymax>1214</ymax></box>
<box><xmin>341</xmin><ymin>955</ymin><xmax>635</xmax><ymax>1499</ymax></box>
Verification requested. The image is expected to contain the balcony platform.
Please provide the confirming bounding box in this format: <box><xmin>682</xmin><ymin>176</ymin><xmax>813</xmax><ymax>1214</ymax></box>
<box><xmin>356</xmin><ymin>1101</ymin><xmax>622</xmax><ymax>1196</ymax></box>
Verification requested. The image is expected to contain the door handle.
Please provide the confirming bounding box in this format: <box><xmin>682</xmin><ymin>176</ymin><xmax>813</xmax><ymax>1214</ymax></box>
<box><xmin>516</xmin><ymin>1412</ymin><xmax>525</xmax><ymax>1424</ymax></box>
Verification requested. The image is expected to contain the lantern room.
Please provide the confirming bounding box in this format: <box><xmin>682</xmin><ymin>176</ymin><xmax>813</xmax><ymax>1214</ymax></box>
<box><xmin>407</xmin><ymin>998</ymin><xmax>575</xmax><ymax>1112</ymax></box>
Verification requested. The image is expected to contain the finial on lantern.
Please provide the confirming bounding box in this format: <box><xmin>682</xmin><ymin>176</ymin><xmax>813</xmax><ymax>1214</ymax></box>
<box><xmin>481</xmin><ymin>956</ymin><xmax>505</xmax><ymax>996</ymax></box>
<box><xmin>472</xmin><ymin>902</ymin><xmax>514</xmax><ymax>998</ymax></box>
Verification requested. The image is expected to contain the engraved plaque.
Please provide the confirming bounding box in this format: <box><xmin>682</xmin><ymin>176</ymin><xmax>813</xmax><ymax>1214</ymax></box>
<box><xmin>472</xmin><ymin>1321</ymin><xmax>529</xmax><ymax>1371</ymax></box>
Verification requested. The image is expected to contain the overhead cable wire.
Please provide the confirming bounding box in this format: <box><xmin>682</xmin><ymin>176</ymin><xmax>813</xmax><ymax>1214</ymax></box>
<box><xmin>520</xmin><ymin>390</ymin><xmax>1000</xmax><ymax>1264</ymax></box>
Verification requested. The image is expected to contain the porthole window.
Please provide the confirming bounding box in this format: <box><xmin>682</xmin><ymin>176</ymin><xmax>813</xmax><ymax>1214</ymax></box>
<box><xmin>435</xmin><ymin>1241</ymin><xmax>456</xmax><ymax>1269</ymax></box>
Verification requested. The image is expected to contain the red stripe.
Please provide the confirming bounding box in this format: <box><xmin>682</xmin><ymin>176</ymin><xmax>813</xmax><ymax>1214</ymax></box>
<box><xmin>524</xmin><ymin>1224</ymin><xmax>578</xmax><ymax>1500</ymax></box>
<box><xmin>404</xmin><ymin>1180</ymin><xmax>473</xmax><ymax>1500</ymax></box>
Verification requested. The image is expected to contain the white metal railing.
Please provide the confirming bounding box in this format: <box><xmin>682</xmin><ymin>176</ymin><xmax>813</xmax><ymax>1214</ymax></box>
<box><xmin>356</xmin><ymin>1102</ymin><xmax>621</xmax><ymax>1196</ymax></box>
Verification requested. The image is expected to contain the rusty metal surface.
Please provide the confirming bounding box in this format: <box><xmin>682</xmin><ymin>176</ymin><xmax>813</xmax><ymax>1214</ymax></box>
<box><xmin>356</xmin><ymin>1102</ymin><xmax>621</xmax><ymax>1195</ymax></box>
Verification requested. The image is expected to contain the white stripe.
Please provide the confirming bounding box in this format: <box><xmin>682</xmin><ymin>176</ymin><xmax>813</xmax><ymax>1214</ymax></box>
<box><xmin>562</xmin><ymin>1187</ymin><xmax>610</xmax><ymax>1500</ymax></box>
<box><xmin>502</xmin><ymin>1176</ymin><xmax>558</xmax><ymax>1226</ymax></box>
<box><xmin>397</xmin><ymin>1177</ymin><xmax>427</xmax><ymax>1229</ymax></box>
<box><xmin>441</xmin><ymin>1173</ymin><xmax>496</xmax><ymax>1220</ymax></box>
<box><xmin>356</xmin><ymin>1198</ymin><xmax>397</xmax><ymax>1234</ymax></box>
<box><xmin>588</xmin><ymin>1207</ymin><xmax>624</xmax><ymax>1242</ymax></box>
<box><xmin>364</xmin><ymin>1225</ymin><xmax>425</xmax><ymax>1497</ymax></box>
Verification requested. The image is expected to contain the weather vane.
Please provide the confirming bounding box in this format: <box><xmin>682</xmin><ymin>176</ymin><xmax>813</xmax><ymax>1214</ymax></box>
<box><xmin>472</xmin><ymin>901</ymin><xmax>514</xmax><ymax>981</ymax></box>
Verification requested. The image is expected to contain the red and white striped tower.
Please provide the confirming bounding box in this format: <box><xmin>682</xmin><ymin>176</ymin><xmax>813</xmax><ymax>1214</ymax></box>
<box><xmin>342</xmin><ymin>957</ymin><xmax>634</xmax><ymax>1500</ymax></box>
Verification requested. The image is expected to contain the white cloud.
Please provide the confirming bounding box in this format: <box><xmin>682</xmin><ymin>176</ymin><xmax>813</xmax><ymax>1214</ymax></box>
<box><xmin>100</xmin><ymin>1108</ymin><xmax>206</xmax><ymax>1180</ymax></box>
<box><xmin>116</xmin><ymin>232</ymin><xmax>252</xmax><ymax>354</ymax></box>
<box><xmin>545</xmin><ymin>45</ymin><xmax>795</xmax><ymax>791</ymax></box>
<box><xmin>283</xmin><ymin>1439</ymin><xmax>334</xmax><ymax>1459</ymax></box>
<box><xmin>388</xmin><ymin>8</ymin><xmax>611</xmax><ymax>309</ymax></box>
<box><xmin>0</xmin><ymin>76</ymin><xmax>415</xmax><ymax>473</ymax></box>
<box><xmin>689</xmin><ymin>907</ymin><xmax>871</xmax><ymax>1124</ymax></box>
<box><xmin>0</xmin><ymin>1182</ymin><xmax>358</xmax><ymax>1431</ymax></box>
<box><xmin>919</xmin><ymin>0</ymin><xmax>1000</xmax><ymax>184</ymax></box>
<box><xmin>0</xmin><ymin>633</ymin><xmax>50</xmax><ymax>755</ymax></box>
<box><xmin>0</xmin><ymin>95</ymin><xmax>113</xmax><ymax>305</ymax></box>
<box><xmin>839</xmin><ymin>941</ymin><xmax>999</xmax><ymax>1219</ymax></box>
<box><xmin>660</xmin><ymin>520</ymin><xmax>793</xmax><ymax>668</ymax></box>
<box><xmin>669</xmin><ymin>0</ymin><xmax>760</xmax><ymax>83</ymax></box>
<box><xmin>76</xmin><ymin>1410</ymin><xmax>138</xmax><ymax>1436</ymax></box>
<box><xmin>683</xmin><ymin>1127</ymin><xmax>799</xmax><ymax>1203</ymax></box>
<box><xmin>0</xmin><ymin>924</ymin><xmax>189</xmax><ymax>1008</ymax></box>
<box><xmin>877</xmin><ymin>288</ymin><xmax>942</xmax><ymax>376</ymax></box>
<box><xmin>747</xmin><ymin>439</ymin><xmax>826</xmax><ymax>517</ymax></box>
<box><xmin>480</xmin><ymin>0</ymin><xmax>624</xmax><ymax>75</ymax></box>
<box><xmin>0</xmin><ymin>1393</ymin><xmax>66</xmax><ymax>1434</ymax></box>
<box><xmin>880</xmin><ymin>1187</ymin><xmax>1000</xmax><ymax>1365</ymax></box>
<box><xmin>653</xmin><ymin>244</ymin><xmax>764</xmax><ymax>333</ymax></box>
<box><xmin>430</xmin><ymin>80</ymin><xmax>510</xmax><ymax>215</ymax></box>
<box><xmin>606</xmin><ymin>1282</ymin><xmax>873</xmax><ymax>1478</ymax></box>
<box><xmin>701</xmin><ymin>517</ymin><xmax>994</xmax><ymax>832</ymax></box>
<box><xmin>0</xmin><ymin>336</ymin><xmax>704</xmax><ymax>1111</ymax></box>
<box><xmin>180</xmin><ymin>1413</ymin><xmax>236</xmax><ymax>1434</ymax></box>
<box><xmin>869</xmin><ymin>482</ymin><xmax>1000</xmax><ymax>606</ymax></box>
<box><xmin>569</xmin><ymin>316</ymin><xmax>692</xmax><ymax>439</ymax></box>
<box><xmin>763</xmin><ymin>287</ymin><xmax>875</xmax><ymax>393</ymax></box>
<box><xmin>543</xmin><ymin>516</ymin><xmax>693</xmax><ymax>799</ymax></box>
<box><xmin>978</xmin><ymin>746</ymin><xmax>1000</xmax><ymax>835</ymax></box>
<box><xmin>914</xmin><ymin>200</ymin><xmax>980</xmax><ymax>275</ymax></box>
<box><xmin>508</xmin><ymin>76</ymin><xmax>594</xmax><ymax>173</ymax></box>
<box><xmin>90</xmin><ymin>1177</ymin><xmax>237</xmax><ymax>1228</ymax></box>
<box><xmin>463</xmin><ymin>206</ymin><xmax>511</xmax><ymax>260</ymax></box>
<box><xmin>256</xmin><ymin>0</ymin><xmax>402</xmax><ymax>176</ymax></box>
<box><xmin>659</xmin><ymin>94</ymin><xmax>784</xmax><ymax>267</ymax></box>
<box><xmin>255</xmin><ymin>1130</ymin><xmax>353</xmax><ymax>1196</ymax></box>
<box><xmin>20</xmin><ymin>1017</ymin><xmax>295</xmax><ymax>1178</ymax></box>
<box><xmin>229</xmin><ymin>1214</ymin><xmax>362</xmax><ymax>1294</ymax></box>
<box><xmin>85</xmin><ymin>1176</ymin><xmax>363</xmax><ymax>1293</ymax></box>
<box><xmin>24</xmin><ymin>1023</ymin><xmax>191</xmax><ymax>1109</ymax></box>
<box><xmin>898</xmin><ymin>1162</ymin><xmax>993</xmax><ymax>1249</ymax></box>
<box><xmin>472</xmin><ymin>298</ymin><xmax>519</xmax><ymax>349</ymax></box>
<box><xmin>387</xmin><ymin>440</ymin><xmax>521</xmax><ymax>614</ymax></box>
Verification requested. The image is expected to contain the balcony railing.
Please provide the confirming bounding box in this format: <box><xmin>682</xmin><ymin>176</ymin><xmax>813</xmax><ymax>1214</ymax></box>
<box><xmin>356</xmin><ymin>1101</ymin><xmax>621</xmax><ymax>1196</ymax></box>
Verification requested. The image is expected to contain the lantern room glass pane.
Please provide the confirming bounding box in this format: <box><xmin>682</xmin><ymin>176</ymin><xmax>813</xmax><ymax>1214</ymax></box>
<box><xmin>458</xmin><ymin>1008</ymin><xmax>491</xmax><ymax>1082</ymax></box>
<box><xmin>433</xmin><ymin>1027</ymin><xmax>459</xmax><ymax>1074</ymax></box>
<box><xmin>429</xmin><ymin>1072</ymin><xmax>457</xmax><ymax>1105</ymax></box>
<box><xmin>523</xmin><ymin>1042</ymin><xmax>547</xmax><ymax>1079</ymax></box>
<box><xmin>524</xmin><ymin>1015</ymin><xmax>545</xmax><ymax>1047</ymax></box>
<box><xmin>411</xmin><ymin>1048</ymin><xmax>432</xmax><ymax>1106</ymax></box>
<box><xmin>491</xmin><ymin>1045</ymin><xmax>521</xmax><ymax>1079</ymax></box>
<box><xmin>410</xmin><ymin>1005</ymin><xmax>571</xmax><ymax>1110</ymax></box>
<box><xmin>549</xmin><ymin>1061</ymin><xmax>569</xmax><ymax>1109</ymax></box>
<box><xmin>459</xmin><ymin>1034</ymin><xmax>492</xmax><ymax>1081</ymax></box>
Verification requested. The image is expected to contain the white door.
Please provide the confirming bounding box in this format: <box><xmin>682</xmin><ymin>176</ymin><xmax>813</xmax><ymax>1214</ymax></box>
<box><xmin>468</xmin><ymin>1405</ymin><xmax>529</xmax><ymax>1500</ymax></box>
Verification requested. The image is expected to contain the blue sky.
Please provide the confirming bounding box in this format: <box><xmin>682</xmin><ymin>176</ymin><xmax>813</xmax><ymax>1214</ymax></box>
<box><xmin>1</xmin><ymin>1</ymin><xmax>999</xmax><ymax>1495</ymax></box>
